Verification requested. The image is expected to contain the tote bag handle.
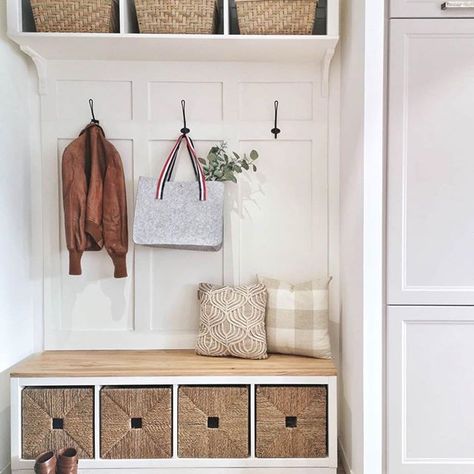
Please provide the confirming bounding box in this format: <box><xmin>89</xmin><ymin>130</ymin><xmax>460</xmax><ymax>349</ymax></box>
<box><xmin>155</xmin><ymin>134</ymin><xmax>207</xmax><ymax>201</ymax></box>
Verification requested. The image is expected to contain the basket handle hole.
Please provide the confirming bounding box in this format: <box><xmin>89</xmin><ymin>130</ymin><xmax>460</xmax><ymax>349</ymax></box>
<box><xmin>52</xmin><ymin>418</ymin><xmax>64</xmax><ymax>430</ymax></box>
<box><xmin>131</xmin><ymin>417</ymin><xmax>143</xmax><ymax>429</ymax></box>
<box><xmin>285</xmin><ymin>416</ymin><xmax>297</xmax><ymax>428</ymax></box>
<box><xmin>207</xmin><ymin>416</ymin><xmax>219</xmax><ymax>429</ymax></box>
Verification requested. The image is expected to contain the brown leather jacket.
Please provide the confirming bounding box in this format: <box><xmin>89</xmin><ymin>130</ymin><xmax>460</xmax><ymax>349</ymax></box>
<box><xmin>62</xmin><ymin>123</ymin><xmax>128</xmax><ymax>278</ymax></box>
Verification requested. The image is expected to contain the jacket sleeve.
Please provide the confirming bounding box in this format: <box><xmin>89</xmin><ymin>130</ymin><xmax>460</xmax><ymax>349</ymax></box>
<box><xmin>62</xmin><ymin>143</ymin><xmax>87</xmax><ymax>275</ymax></box>
<box><xmin>103</xmin><ymin>144</ymin><xmax>128</xmax><ymax>278</ymax></box>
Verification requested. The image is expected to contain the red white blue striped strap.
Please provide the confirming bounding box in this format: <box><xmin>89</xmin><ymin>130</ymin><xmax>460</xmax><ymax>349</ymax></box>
<box><xmin>155</xmin><ymin>134</ymin><xmax>207</xmax><ymax>201</ymax></box>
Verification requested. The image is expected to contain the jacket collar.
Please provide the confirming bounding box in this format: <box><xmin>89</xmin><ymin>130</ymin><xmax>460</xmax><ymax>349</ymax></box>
<box><xmin>80</xmin><ymin>122</ymin><xmax>105</xmax><ymax>137</ymax></box>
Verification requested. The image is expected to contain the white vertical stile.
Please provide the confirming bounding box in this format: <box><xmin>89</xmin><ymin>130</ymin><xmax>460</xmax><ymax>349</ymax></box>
<box><xmin>326</xmin><ymin>0</ymin><xmax>339</xmax><ymax>37</ymax></box>
<box><xmin>6</xmin><ymin>0</ymin><xmax>22</xmax><ymax>34</ymax></box>
<box><xmin>10</xmin><ymin>378</ymin><xmax>22</xmax><ymax>471</ymax></box>
<box><xmin>172</xmin><ymin>384</ymin><xmax>179</xmax><ymax>458</ymax></box>
<box><xmin>94</xmin><ymin>385</ymin><xmax>101</xmax><ymax>460</ymax></box>
<box><xmin>327</xmin><ymin>377</ymin><xmax>338</xmax><ymax>468</ymax></box>
<box><xmin>250</xmin><ymin>383</ymin><xmax>256</xmax><ymax>458</ymax></box>
<box><xmin>118</xmin><ymin>0</ymin><xmax>126</xmax><ymax>34</ymax></box>
<box><xmin>223</xmin><ymin>0</ymin><xmax>230</xmax><ymax>35</ymax></box>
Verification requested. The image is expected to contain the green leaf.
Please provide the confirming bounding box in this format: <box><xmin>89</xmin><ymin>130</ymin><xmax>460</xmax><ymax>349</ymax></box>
<box><xmin>215</xmin><ymin>170</ymin><xmax>224</xmax><ymax>178</ymax></box>
<box><xmin>250</xmin><ymin>150</ymin><xmax>259</xmax><ymax>160</ymax></box>
<box><xmin>234</xmin><ymin>165</ymin><xmax>242</xmax><ymax>173</ymax></box>
<box><xmin>241</xmin><ymin>161</ymin><xmax>249</xmax><ymax>170</ymax></box>
<box><xmin>224</xmin><ymin>171</ymin><xmax>235</xmax><ymax>182</ymax></box>
<box><xmin>252</xmin><ymin>164</ymin><xmax>257</xmax><ymax>172</ymax></box>
<box><xmin>233</xmin><ymin>151</ymin><xmax>240</xmax><ymax>160</ymax></box>
<box><xmin>198</xmin><ymin>157</ymin><xmax>207</xmax><ymax>165</ymax></box>
<box><xmin>208</xmin><ymin>153</ymin><xmax>218</xmax><ymax>163</ymax></box>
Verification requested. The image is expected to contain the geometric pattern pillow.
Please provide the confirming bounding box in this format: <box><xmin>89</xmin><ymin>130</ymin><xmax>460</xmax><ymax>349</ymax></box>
<box><xmin>259</xmin><ymin>277</ymin><xmax>332</xmax><ymax>359</ymax></box>
<box><xmin>196</xmin><ymin>283</ymin><xmax>268</xmax><ymax>360</ymax></box>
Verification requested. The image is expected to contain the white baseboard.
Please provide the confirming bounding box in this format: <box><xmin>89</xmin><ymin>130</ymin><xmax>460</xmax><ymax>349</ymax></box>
<box><xmin>0</xmin><ymin>464</ymin><xmax>11</xmax><ymax>474</ymax></box>
<box><xmin>338</xmin><ymin>440</ymin><xmax>353</xmax><ymax>474</ymax></box>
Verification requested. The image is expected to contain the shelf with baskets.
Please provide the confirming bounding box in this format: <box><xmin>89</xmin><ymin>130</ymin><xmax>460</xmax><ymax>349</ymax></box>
<box><xmin>6</xmin><ymin>0</ymin><xmax>339</xmax><ymax>63</ymax></box>
<box><xmin>10</xmin><ymin>350</ymin><xmax>338</xmax><ymax>473</ymax></box>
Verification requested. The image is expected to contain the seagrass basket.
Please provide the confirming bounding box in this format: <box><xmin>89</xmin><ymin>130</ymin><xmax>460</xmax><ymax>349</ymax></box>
<box><xmin>101</xmin><ymin>386</ymin><xmax>172</xmax><ymax>459</ymax></box>
<box><xmin>30</xmin><ymin>0</ymin><xmax>119</xmax><ymax>33</ymax></box>
<box><xmin>256</xmin><ymin>385</ymin><xmax>327</xmax><ymax>458</ymax></box>
<box><xmin>22</xmin><ymin>387</ymin><xmax>94</xmax><ymax>459</ymax></box>
<box><xmin>134</xmin><ymin>0</ymin><xmax>218</xmax><ymax>34</ymax></box>
<box><xmin>235</xmin><ymin>0</ymin><xmax>317</xmax><ymax>35</ymax></box>
<box><xmin>178</xmin><ymin>386</ymin><xmax>249</xmax><ymax>458</ymax></box>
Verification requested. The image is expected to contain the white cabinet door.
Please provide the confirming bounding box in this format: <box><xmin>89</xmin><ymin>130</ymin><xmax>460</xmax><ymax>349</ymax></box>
<box><xmin>387</xmin><ymin>20</ymin><xmax>474</xmax><ymax>305</ymax></box>
<box><xmin>391</xmin><ymin>0</ymin><xmax>474</xmax><ymax>18</ymax></box>
<box><xmin>387</xmin><ymin>306</ymin><xmax>474</xmax><ymax>474</ymax></box>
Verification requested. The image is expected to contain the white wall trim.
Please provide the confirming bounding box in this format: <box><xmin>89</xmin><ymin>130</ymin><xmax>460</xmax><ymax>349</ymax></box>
<box><xmin>338</xmin><ymin>440</ymin><xmax>354</xmax><ymax>474</ymax></box>
<box><xmin>362</xmin><ymin>0</ymin><xmax>385</xmax><ymax>473</ymax></box>
<box><xmin>1</xmin><ymin>464</ymin><xmax>11</xmax><ymax>474</ymax></box>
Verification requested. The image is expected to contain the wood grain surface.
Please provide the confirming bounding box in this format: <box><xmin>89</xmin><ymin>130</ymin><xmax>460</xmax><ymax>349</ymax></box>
<box><xmin>10</xmin><ymin>350</ymin><xmax>337</xmax><ymax>377</ymax></box>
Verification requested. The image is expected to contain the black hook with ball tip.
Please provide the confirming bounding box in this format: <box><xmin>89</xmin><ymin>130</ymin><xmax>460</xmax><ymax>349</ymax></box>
<box><xmin>271</xmin><ymin>100</ymin><xmax>281</xmax><ymax>139</ymax></box>
<box><xmin>89</xmin><ymin>98</ymin><xmax>99</xmax><ymax>124</ymax></box>
<box><xmin>180</xmin><ymin>99</ymin><xmax>190</xmax><ymax>135</ymax></box>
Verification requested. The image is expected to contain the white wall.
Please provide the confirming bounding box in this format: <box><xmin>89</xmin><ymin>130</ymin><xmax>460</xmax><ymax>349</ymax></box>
<box><xmin>339</xmin><ymin>0</ymin><xmax>384</xmax><ymax>473</ymax></box>
<box><xmin>339</xmin><ymin>0</ymin><xmax>365</xmax><ymax>468</ymax></box>
<box><xmin>0</xmin><ymin>2</ymin><xmax>42</xmax><ymax>472</ymax></box>
<box><xmin>35</xmin><ymin>60</ymin><xmax>332</xmax><ymax>350</ymax></box>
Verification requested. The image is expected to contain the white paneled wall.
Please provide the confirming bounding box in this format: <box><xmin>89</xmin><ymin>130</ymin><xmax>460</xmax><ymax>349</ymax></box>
<box><xmin>41</xmin><ymin>60</ymin><xmax>333</xmax><ymax>350</ymax></box>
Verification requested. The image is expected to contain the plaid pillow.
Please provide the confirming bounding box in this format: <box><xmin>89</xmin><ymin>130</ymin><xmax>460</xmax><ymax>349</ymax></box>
<box><xmin>259</xmin><ymin>277</ymin><xmax>332</xmax><ymax>359</ymax></box>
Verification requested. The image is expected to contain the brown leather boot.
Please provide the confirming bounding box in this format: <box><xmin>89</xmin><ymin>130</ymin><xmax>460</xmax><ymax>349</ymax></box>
<box><xmin>57</xmin><ymin>448</ymin><xmax>78</xmax><ymax>474</ymax></box>
<box><xmin>34</xmin><ymin>451</ymin><xmax>56</xmax><ymax>474</ymax></box>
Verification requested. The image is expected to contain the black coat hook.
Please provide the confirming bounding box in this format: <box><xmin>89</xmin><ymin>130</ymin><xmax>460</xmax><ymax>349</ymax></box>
<box><xmin>271</xmin><ymin>100</ymin><xmax>281</xmax><ymax>139</ymax></box>
<box><xmin>89</xmin><ymin>99</ymin><xmax>99</xmax><ymax>124</ymax></box>
<box><xmin>180</xmin><ymin>99</ymin><xmax>190</xmax><ymax>135</ymax></box>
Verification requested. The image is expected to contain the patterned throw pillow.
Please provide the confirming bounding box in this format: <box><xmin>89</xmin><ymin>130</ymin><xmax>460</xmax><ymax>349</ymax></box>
<box><xmin>259</xmin><ymin>277</ymin><xmax>332</xmax><ymax>359</ymax></box>
<box><xmin>196</xmin><ymin>283</ymin><xmax>268</xmax><ymax>360</ymax></box>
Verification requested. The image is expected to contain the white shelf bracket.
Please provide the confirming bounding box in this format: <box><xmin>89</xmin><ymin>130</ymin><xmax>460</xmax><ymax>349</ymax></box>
<box><xmin>321</xmin><ymin>47</ymin><xmax>336</xmax><ymax>98</ymax></box>
<box><xmin>20</xmin><ymin>46</ymin><xmax>48</xmax><ymax>95</ymax></box>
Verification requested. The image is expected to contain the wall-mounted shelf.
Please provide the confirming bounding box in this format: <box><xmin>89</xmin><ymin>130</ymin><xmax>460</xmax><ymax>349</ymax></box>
<box><xmin>8</xmin><ymin>32</ymin><xmax>339</xmax><ymax>63</ymax></box>
<box><xmin>7</xmin><ymin>0</ymin><xmax>339</xmax><ymax>65</ymax></box>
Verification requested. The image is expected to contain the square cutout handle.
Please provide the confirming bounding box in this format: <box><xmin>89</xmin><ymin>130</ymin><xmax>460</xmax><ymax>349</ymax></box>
<box><xmin>52</xmin><ymin>418</ymin><xmax>64</xmax><ymax>430</ymax></box>
<box><xmin>131</xmin><ymin>417</ymin><xmax>143</xmax><ymax>429</ymax></box>
<box><xmin>285</xmin><ymin>416</ymin><xmax>297</xmax><ymax>428</ymax></box>
<box><xmin>207</xmin><ymin>416</ymin><xmax>219</xmax><ymax>429</ymax></box>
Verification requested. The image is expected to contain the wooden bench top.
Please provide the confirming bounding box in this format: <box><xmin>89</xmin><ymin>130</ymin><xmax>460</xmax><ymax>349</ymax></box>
<box><xmin>10</xmin><ymin>350</ymin><xmax>337</xmax><ymax>378</ymax></box>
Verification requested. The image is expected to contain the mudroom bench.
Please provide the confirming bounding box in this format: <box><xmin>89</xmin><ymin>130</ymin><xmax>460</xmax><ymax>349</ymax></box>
<box><xmin>10</xmin><ymin>350</ymin><xmax>337</xmax><ymax>473</ymax></box>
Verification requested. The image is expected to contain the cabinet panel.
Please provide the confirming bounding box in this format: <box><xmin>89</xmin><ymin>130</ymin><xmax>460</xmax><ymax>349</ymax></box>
<box><xmin>387</xmin><ymin>306</ymin><xmax>474</xmax><ymax>474</ymax></box>
<box><xmin>387</xmin><ymin>20</ymin><xmax>474</xmax><ymax>304</ymax></box>
<box><xmin>391</xmin><ymin>0</ymin><xmax>474</xmax><ymax>18</ymax></box>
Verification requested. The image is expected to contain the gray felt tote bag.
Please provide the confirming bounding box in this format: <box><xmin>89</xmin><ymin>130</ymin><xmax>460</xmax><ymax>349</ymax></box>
<box><xmin>133</xmin><ymin>134</ymin><xmax>224</xmax><ymax>251</ymax></box>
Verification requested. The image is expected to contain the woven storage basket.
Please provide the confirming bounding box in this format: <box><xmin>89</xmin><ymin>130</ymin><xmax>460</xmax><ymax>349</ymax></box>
<box><xmin>30</xmin><ymin>0</ymin><xmax>119</xmax><ymax>33</ymax></box>
<box><xmin>235</xmin><ymin>0</ymin><xmax>317</xmax><ymax>35</ymax></box>
<box><xmin>256</xmin><ymin>385</ymin><xmax>327</xmax><ymax>458</ymax></box>
<box><xmin>134</xmin><ymin>0</ymin><xmax>218</xmax><ymax>34</ymax></box>
<box><xmin>22</xmin><ymin>387</ymin><xmax>94</xmax><ymax>459</ymax></box>
<box><xmin>178</xmin><ymin>386</ymin><xmax>249</xmax><ymax>458</ymax></box>
<box><xmin>101</xmin><ymin>387</ymin><xmax>172</xmax><ymax>459</ymax></box>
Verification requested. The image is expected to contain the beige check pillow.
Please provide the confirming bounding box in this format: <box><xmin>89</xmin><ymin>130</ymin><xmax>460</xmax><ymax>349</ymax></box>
<box><xmin>259</xmin><ymin>277</ymin><xmax>332</xmax><ymax>359</ymax></box>
<box><xmin>196</xmin><ymin>283</ymin><xmax>268</xmax><ymax>360</ymax></box>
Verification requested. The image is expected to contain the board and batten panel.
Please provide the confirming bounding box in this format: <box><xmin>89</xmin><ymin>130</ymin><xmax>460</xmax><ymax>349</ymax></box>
<box><xmin>238</xmin><ymin>140</ymin><xmax>318</xmax><ymax>282</ymax></box>
<box><xmin>42</xmin><ymin>62</ymin><xmax>330</xmax><ymax>349</ymax></box>
<box><xmin>387</xmin><ymin>306</ymin><xmax>474</xmax><ymax>474</ymax></box>
<box><xmin>390</xmin><ymin>0</ymin><xmax>474</xmax><ymax>18</ymax></box>
<box><xmin>387</xmin><ymin>20</ymin><xmax>474</xmax><ymax>304</ymax></box>
<box><xmin>148</xmin><ymin>139</ymin><xmax>224</xmax><ymax>334</ymax></box>
<box><xmin>57</xmin><ymin>138</ymin><xmax>135</xmax><ymax>332</ymax></box>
